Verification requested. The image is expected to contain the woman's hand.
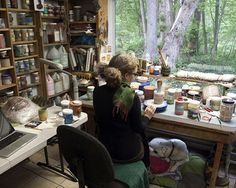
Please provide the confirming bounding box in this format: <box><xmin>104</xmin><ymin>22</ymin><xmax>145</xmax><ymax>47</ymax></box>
<box><xmin>144</xmin><ymin>105</ymin><xmax>156</xmax><ymax>120</ymax></box>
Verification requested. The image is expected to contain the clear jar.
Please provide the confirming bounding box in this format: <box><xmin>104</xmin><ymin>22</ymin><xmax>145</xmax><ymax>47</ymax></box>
<box><xmin>21</xmin><ymin>29</ymin><xmax>29</xmax><ymax>41</ymax></box>
<box><xmin>29</xmin><ymin>58</ymin><xmax>35</xmax><ymax>69</ymax></box>
<box><xmin>2</xmin><ymin>73</ymin><xmax>12</xmax><ymax>85</ymax></box>
<box><xmin>10</xmin><ymin>29</ymin><xmax>15</xmax><ymax>42</ymax></box>
<box><xmin>73</xmin><ymin>6</ymin><xmax>81</xmax><ymax>21</ymax></box>
<box><xmin>17</xmin><ymin>13</ymin><xmax>26</xmax><ymax>25</ymax></box>
<box><xmin>23</xmin><ymin>60</ymin><xmax>30</xmax><ymax>71</ymax></box>
<box><xmin>48</xmin><ymin>4</ymin><xmax>54</xmax><ymax>17</ymax></box>
<box><xmin>220</xmin><ymin>98</ymin><xmax>234</xmax><ymax>122</ymax></box>
<box><xmin>28</xmin><ymin>44</ymin><xmax>34</xmax><ymax>55</ymax></box>
<box><xmin>21</xmin><ymin>0</ymin><xmax>30</xmax><ymax>9</ymax></box>
<box><xmin>69</xmin><ymin>10</ymin><xmax>74</xmax><ymax>22</ymax></box>
<box><xmin>166</xmin><ymin>88</ymin><xmax>175</xmax><ymax>104</ymax></box>
<box><xmin>27</xmin><ymin>29</ymin><xmax>34</xmax><ymax>40</ymax></box>
<box><xmin>14</xmin><ymin>29</ymin><xmax>22</xmax><ymax>41</ymax></box>
<box><xmin>188</xmin><ymin>100</ymin><xmax>200</xmax><ymax>119</ymax></box>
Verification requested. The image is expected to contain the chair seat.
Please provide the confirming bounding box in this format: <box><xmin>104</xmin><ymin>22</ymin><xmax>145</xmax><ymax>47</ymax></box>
<box><xmin>113</xmin><ymin>161</ymin><xmax>149</xmax><ymax>188</ymax></box>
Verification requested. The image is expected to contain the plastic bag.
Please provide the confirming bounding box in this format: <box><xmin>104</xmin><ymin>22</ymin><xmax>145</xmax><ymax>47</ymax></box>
<box><xmin>1</xmin><ymin>96</ymin><xmax>40</xmax><ymax>124</ymax></box>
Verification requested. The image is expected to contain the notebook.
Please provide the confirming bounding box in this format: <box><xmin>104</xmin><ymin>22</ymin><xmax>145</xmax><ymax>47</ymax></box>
<box><xmin>0</xmin><ymin>110</ymin><xmax>37</xmax><ymax>158</ymax></box>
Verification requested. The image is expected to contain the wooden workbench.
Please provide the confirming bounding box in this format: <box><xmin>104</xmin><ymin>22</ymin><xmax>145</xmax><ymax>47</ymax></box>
<box><xmin>79</xmin><ymin>95</ymin><xmax>236</xmax><ymax>188</ymax></box>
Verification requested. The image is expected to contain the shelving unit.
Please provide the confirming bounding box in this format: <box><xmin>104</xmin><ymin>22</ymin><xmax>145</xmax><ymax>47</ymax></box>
<box><xmin>7</xmin><ymin>0</ymin><xmax>41</xmax><ymax>98</ymax></box>
<box><xmin>0</xmin><ymin>0</ymin><xmax>18</xmax><ymax>99</ymax></box>
<box><xmin>38</xmin><ymin>0</ymin><xmax>71</xmax><ymax>99</ymax></box>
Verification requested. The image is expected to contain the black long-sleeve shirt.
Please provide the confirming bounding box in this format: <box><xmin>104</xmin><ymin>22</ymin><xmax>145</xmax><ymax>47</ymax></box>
<box><xmin>93</xmin><ymin>84</ymin><xmax>150</xmax><ymax>165</ymax></box>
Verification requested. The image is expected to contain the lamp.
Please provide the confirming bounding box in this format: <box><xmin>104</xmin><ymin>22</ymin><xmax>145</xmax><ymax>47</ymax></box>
<box><xmin>38</xmin><ymin>58</ymin><xmax>79</xmax><ymax>100</ymax></box>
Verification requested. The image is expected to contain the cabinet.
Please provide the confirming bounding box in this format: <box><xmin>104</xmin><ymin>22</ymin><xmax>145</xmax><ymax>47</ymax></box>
<box><xmin>0</xmin><ymin>0</ymin><xmax>41</xmax><ymax>102</ymax></box>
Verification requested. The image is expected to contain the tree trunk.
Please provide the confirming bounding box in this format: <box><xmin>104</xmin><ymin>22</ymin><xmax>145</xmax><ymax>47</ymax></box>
<box><xmin>139</xmin><ymin>0</ymin><xmax>147</xmax><ymax>48</ymax></box>
<box><xmin>144</xmin><ymin>0</ymin><xmax>157</xmax><ymax>60</ymax></box>
<box><xmin>187</xmin><ymin>5</ymin><xmax>201</xmax><ymax>55</ymax></box>
<box><xmin>158</xmin><ymin>0</ymin><xmax>173</xmax><ymax>47</ymax></box>
<box><xmin>162</xmin><ymin>0</ymin><xmax>200</xmax><ymax>69</ymax></box>
<box><xmin>211</xmin><ymin>0</ymin><xmax>220</xmax><ymax>59</ymax></box>
<box><xmin>202</xmin><ymin>0</ymin><xmax>208</xmax><ymax>54</ymax></box>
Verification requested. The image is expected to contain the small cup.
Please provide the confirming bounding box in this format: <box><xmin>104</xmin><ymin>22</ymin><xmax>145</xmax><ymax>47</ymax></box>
<box><xmin>70</xmin><ymin>100</ymin><xmax>82</xmax><ymax>117</ymax></box>
<box><xmin>62</xmin><ymin>108</ymin><xmax>73</xmax><ymax>124</ymax></box>
<box><xmin>61</xmin><ymin>100</ymin><xmax>70</xmax><ymax>109</ymax></box>
<box><xmin>87</xmin><ymin>86</ymin><xmax>95</xmax><ymax>100</ymax></box>
<box><xmin>38</xmin><ymin>107</ymin><xmax>48</xmax><ymax>121</ymax></box>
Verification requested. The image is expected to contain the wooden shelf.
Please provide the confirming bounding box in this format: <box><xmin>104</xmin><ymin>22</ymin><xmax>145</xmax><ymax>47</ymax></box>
<box><xmin>70</xmin><ymin>32</ymin><xmax>96</xmax><ymax>36</ymax></box>
<box><xmin>10</xmin><ymin>25</ymin><xmax>36</xmax><ymax>29</ymax></box>
<box><xmin>48</xmin><ymin>89</ymin><xmax>70</xmax><ymax>99</ymax></box>
<box><xmin>13</xmin><ymin>40</ymin><xmax>37</xmax><ymax>45</ymax></box>
<box><xmin>43</xmin><ymin>42</ymin><xmax>68</xmax><ymax>47</ymax></box>
<box><xmin>8</xmin><ymin>8</ymin><xmax>34</xmax><ymax>12</ymax></box>
<box><xmin>19</xmin><ymin>82</ymin><xmax>40</xmax><ymax>91</ymax></box>
<box><xmin>0</xmin><ymin>8</ymin><xmax>7</xmax><ymax>11</ymax></box>
<box><xmin>0</xmin><ymin>47</ymin><xmax>11</xmax><ymax>51</ymax></box>
<box><xmin>0</xmin><ymin>28</ymin><xmax>10</xmax><ymax>32</ymax></box>
<box><xmin>16</xmin><ymin>68</ymin><xmax>39</xmax><ymax>76</ymax></box>
<box><xmin>14</xmin><ymin>54</ymin><xmax>38</xmax><ymax>61</ymax></box>
<box><xmin>70</xmin><ymin>21</ymin><xmax>96</xmax><ymax>24</ymax></box>
<box><xmin>70</xmin><ymin>45</ymin><xmax>96</xmax><ymax>48</ymax></box>
<box><xmin>41</xmin><ymin>16</ymin><xmax>63</xmax><ymax>20</ymax></box>
<box><xmin>0</xmin><ymin>66</ymin><xmax>14</xmax><ymax>71</ymax></box>
<box><xmin>0</xmin><ymin>83</ymin><xmax>16</xmax><ymax>91</ymax></box>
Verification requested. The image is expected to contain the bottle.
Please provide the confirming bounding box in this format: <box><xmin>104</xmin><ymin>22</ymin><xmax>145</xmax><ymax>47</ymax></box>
<box><xmin>47</xmin><ymin>46</ymin><xmax>60</xmax><ymax>64</ymax></box>
<box><xmin>58</xmin><ymin>45</ymin><xmax>68</xmax><ymax>67</ymax></box>
<box><xmin>42</xmin><ymin>22</ymin><xmax>48</xmax><ymax>44</ymax></box>
<box><xmin>46</xmin><ymin>74</ymin><xmax>55</xmax><ymax>96</ymax></box>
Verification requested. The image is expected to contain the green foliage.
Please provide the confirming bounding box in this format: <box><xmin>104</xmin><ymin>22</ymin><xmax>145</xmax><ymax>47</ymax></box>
<box><xmin>115</xmin><ymin>0</ymin><xmax>236</xmax><ymax>72</ymax></box>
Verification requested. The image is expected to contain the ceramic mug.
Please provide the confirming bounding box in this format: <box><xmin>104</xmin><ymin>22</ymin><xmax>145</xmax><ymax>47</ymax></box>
<box><xmin>62</xmin><ymin>108</ymin><xmax>73</xmax><ymax>124</ymax></box>
<box><xmin>61</xmin><ymin>100</ymin><xmax>70</xmax><ymax>109</ymax></box>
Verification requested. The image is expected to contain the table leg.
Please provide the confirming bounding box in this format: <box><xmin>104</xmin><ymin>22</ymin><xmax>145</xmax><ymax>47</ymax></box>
<box><xmin>37</xmin><ymin>145</ymin><xmax>78</xmax><ymax>182</ymax></box>
<box><xmin>209</xmin><ymin>142</ymin><xmax>224</xmax><ymax>188</ymax></box>
<box><xmin>225</xmin><ymin>144</ymin><xmax>233</xmax><ymax>178</ymax></box>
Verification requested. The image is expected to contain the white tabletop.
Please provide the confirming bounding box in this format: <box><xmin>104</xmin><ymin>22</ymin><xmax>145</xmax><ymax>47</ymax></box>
<box><xmin>0</xmin><ymin>106</ymin><xmax>88</xmax><ymax>174</ymax></box>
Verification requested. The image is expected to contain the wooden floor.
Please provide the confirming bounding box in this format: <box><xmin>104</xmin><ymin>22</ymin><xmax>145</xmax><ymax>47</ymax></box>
<box><xmin>0</xmin><ymin>144</ymin><xmax>235</xmax><ymax>188</ymax></box>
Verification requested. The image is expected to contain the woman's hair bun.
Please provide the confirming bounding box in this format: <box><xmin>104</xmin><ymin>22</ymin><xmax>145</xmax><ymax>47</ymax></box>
<box><xmin>104</xmin><ymin>67</ymin><xmax>121</xmax><ymax>88</ymax></box>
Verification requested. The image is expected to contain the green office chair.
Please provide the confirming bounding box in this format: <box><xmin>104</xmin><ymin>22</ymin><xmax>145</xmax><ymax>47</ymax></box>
<box><xmin>57</xmin><ymin>125</ymin><xmax>149</xmax><ymax>188</ymax></box>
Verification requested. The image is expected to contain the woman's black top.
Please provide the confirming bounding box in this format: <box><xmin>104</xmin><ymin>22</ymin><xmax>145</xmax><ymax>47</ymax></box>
<box><xmin>93</xmin><ymin>84</ymin><xmax>150</xmax><ymax>166</ymax></box>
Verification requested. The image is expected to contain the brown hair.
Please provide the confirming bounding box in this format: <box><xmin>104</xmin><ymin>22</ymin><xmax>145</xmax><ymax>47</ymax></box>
<box><xmin>96</xmin><ymin>54</ymin><xmax>138</xmax><ymax>88</ymax></box>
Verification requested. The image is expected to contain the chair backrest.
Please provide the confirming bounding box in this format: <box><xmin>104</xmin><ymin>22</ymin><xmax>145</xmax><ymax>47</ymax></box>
<box><xmin>57</xmin><ymin>125</ymin><xmax>115</xmax><ymax>187</ymax></box>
